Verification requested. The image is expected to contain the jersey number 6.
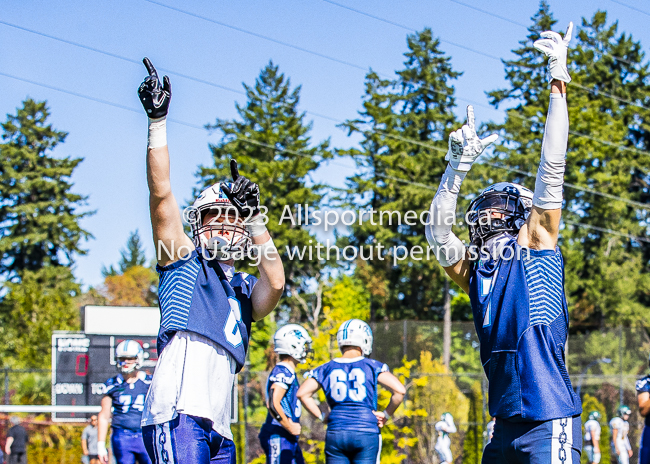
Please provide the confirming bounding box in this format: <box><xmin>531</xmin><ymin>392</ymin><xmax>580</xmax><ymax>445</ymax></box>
<box><xmin>330</xmin><ymin>368</ymin><xmax>367</xmax><ymax>402</ymax></box>
<box><xmin>224</xmin><ymin>297</ymin><xmax>243</xmax><ymax>347</ymax></box>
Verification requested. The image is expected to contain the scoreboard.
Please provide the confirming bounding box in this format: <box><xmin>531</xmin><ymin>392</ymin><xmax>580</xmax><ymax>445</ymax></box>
<box><xmin>51</xmin><ymin>306</ymin><xmax>238</xmax><ymax>423</ymax></box>
<box><xmin>51</xmin><ymin>332</ymin><xmax>158</xmax><ymax>422</ymax></box>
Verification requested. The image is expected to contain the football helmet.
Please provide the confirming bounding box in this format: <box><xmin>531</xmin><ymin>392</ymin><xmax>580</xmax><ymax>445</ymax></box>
<box><xmin>618</xmin><ymin>405</ymin><xmax>631</xmax><ymax>417</ymax></box>
<box><xmin>466</xmin><ymin>182</ymin><xmax>534</xmax><ymax>246</ymax></box>
<box><xmin>441</xmin><ymin>412</ymin><xmax>454</xmax><ymax>425</ymax></box>
<box><xmin>337</xmin><ymin>319</ymin><xmax>373</xmax><ymax>356</ymax></box>
<box><xmin>274</xmin><ymin>324</ymin><xmax>313</xmax><ymax>363</ymax></box>
<box><xmin>115</xmin><ymin>340</ymin><xmax>144</xmax><ymax>374</ymax></box>
<box><xmin>189</xmin><ymin>183</ymin><xmax>252</xmax><ymax>260</ymax></box>
<box><xmin>588</xmin><ymin>411</ymin><xmax>601</xmax><ymax>421</ymax></box>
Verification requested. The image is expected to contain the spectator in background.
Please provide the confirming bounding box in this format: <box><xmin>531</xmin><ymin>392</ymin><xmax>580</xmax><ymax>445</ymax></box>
<box><xmin>5</xmin><ymin>416</ymin><xmax>28</xmax><ymax>464</ymax></box>
<box><xmin>82</xmin><ymin>415</ymin><xmax>100</xmax><ymax>464</ymax></box>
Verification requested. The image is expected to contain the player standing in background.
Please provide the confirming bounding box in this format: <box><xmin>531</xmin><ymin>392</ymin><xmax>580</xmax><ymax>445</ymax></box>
<box><xmin>297</xmin><ymin>319</ymin><xmax>406</xmax><ymax>464</ymax></box>
<box><xmin>136</xmin><ymin>58</ymin><xmax>285</xmax><ymax>464</ymax></box>
<box><xmin>434</xmin><ymin>413</ymin><xmax>457</xmax><ymax>464</ymax></box>
<box><xmin>610</xmin><ymin>406</ymin><xmax>633</xmax><ymax>464</ymax></box>
<box><xmin>583</xmin><ymin>411</ymin><xmax>602</xmax><ymax>464</ymax></box>
<box><xmin>638</xmin><ymin>353</ymin><xmax>650</xmax><ymax>464</ymax></box>
<box><xmin>259</xmin><ymin>325</ymin><xmax>313</xmax><ymax>464</ymax></box>
<box><xmin>98</xmin><ymin>340</ymin><xmax>152</xmax><ymax>464</ymax></box>
<box><xmin>425</xmin><ymin>23</ymin><xmax>582</xmax><ymax>464</ymax></box>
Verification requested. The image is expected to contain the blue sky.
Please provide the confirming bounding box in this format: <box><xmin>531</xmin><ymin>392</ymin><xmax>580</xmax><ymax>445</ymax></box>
<box><xmin>1</xmin><ymin>0</ymin><xmax>648</xmax><ymax>288</ymax></box>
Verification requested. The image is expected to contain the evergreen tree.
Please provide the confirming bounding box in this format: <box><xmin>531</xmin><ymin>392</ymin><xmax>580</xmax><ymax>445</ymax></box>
<box><xmin>102</xmin><ymin>230</ymin><xmax>148</xmax><ymax>276</ymax></box>
<box><xmin>486</xmin><ymin>3</ymin><xmax>650</xmax><ymax>327</ymax></box>
<box><xmin>198</xmin><ymin>62</ymin><xmax>331</xmax><ymax>321</ymax></box>
<box><xmin>0</xmin><ymin>99</ymin><xmax>92</xmax><ymax>279</ymax></box>
<box><xmin>340</xmin><ymin>28</ymin><xmax>479</xmax><ymax>320</ymax></box>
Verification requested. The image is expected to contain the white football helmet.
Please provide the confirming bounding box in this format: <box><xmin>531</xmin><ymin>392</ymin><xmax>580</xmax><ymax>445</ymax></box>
<box><xmin>115</xmin><ymin>340</ymin><xmax>144</xmax><ymax>374</ymax></box>
<box><xmin>441</xmin><ymin>412</ymin><xmax>454</xmax><ymax>425</ymax></box>
<box><xmin>274</xmin><ymin>324</ymin><xmax>312</xmax><ymax>363</ymax></box>
<box><xmin>188</xmin><ymin>183</ymin><xmax>251</xmax><ymax>260</ymax></box>
<box><xmin>337</xmin><ymin>319</ymin><xmax>373</xmax><ymax>356</ymax></box>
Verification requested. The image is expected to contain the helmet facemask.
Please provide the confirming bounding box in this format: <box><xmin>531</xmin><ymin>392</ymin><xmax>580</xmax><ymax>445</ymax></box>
<box><xmin>117</xmin><ymin>357</ymin><xmax>139</xmax><ymax>374</ymax></box>
<box><xmin>466</xmin><ymin>188</ymin><xmax>532</xmax><ymax>247</ymax></box>
<box><xmin>191</xmin><ymin>205</ymin><xmax>252</xmax><ymax>261</ymax></box>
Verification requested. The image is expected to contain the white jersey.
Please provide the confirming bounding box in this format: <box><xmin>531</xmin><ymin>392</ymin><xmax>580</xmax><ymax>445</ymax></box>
<box><xmin>609</xmin><ymin>417</ymin><xmax>631</xmax><ymax>450</ymax></box>
<box><xmin>434</xmin><ymin>419</ymin><xmax>457</xmax><ymax>451</ymax></box>
<box><xmin>584</xmin><ymin>419</ymin><xmax>601</xmax><ymax>443</ymax></box>
<box><xmin>486</xmin><ymin>419</ymin><xmax>495</xmax><ymax>445</ymax></box>
<box><xmin>141</xmin><ymin>331</ymin><xmax>237</xmax><ymax>440</ymax></box>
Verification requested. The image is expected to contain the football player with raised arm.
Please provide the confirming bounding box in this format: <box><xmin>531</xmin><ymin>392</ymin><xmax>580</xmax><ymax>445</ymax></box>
<box><xmin>638</xmin><ymin>353</ymin><xmax>650</xmax><ymax>464</ymax></box>
<box><xmin>136</xmin><ymin>58</ymin><xmax>285</xmax><ymax>464</ymax></box>
<box><xmin>583</xmin><ymin>411</ymin><xmax>602</xmax><ymax>464</ymax></box>
<box><xmin>259</xmin><ymin>325</ymin><xmax>312</xmax><ymax>464</ymax></box>
<box><xmin>297</xmin><ymin>320</ymin><xmax>406</xmax><ymax>464</ymax></box>
<box><xmin>434</xmin><ymin>413</ymin><xmax>457</xmax><ymax>464</ymax></box>
<box><xmin>98</xmin><ymin>340</ymin><xmax>152</xmax><ymax>464</ymax></box>
<box><xmin>610</xmin><ymin>406</ymin><xmax>633</xmax><ymax>464</ymax></box>
<box><xmin>425</xmin><ymin>23</ymin><xmax>582</xmax><ymax>463</ymax></box>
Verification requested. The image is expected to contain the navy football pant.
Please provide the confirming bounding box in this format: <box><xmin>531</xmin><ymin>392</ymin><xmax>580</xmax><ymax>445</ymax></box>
<box><xmin>111</xmin><ymin>428</ymin><xmax>152</xmax><ymax>464</ymax></box>
<box><xmin>482</xmin><ymin>416</ymin><xmax>581</xmax><ymax>464</ymax></box>
<box><xmin>325</xmin><ymin>430</ymin><xmax>381</xmax><ymax>464</ymax></box>
<box><xmin>142</xmin><ymin>414</ymin><xmax>235</xmax><ymax>464</ymax></box>
<box><xmin>259</xmin><ymin>430</ymin><xmax>304</xmax><ymax>464</ymax></box>
<box><xmin>640</xmin><ymin>427</ymin><xmax>650</xmax><ymax>464</ymax></box>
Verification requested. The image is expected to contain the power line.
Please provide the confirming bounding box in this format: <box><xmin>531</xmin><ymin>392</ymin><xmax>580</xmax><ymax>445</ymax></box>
<box><xmin>3</xmin><ymin>18</ymin><xmax>647</xmax><ymax>160</ymax></box>
<box><xmin>446</xmin><ymin>0</ymin><xmax>528</xmax><ymax>28</ymax></box>
<box><xmin>1</xmin><ymin>70</ymin><xmax>647</xmax><ymax>243</ymax></box>
<box><xmin>609</xmin><ymin>0</ymin><xmax>650</xmax><ymax>17</ymax></box>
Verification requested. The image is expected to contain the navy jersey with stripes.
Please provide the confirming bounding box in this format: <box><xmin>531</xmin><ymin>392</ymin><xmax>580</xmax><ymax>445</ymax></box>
<box><xmin>156</xmin><ymin>249</ymin><xmax>257</xmax><ymax>373</ymax></box>
<box><xmin>261</xmin><ymin>364</ymin><xmax>301</xmax><ymax>438</ymax></box>
<box><xmin>307</xmin><ymin>357</ymin><xmax>388</xmax><ymax>433</ymax></box>
<box><xmin>469</xmin><ymin>236</ymin><xmax>581</xmax><ymax>421</ymax></box>
<box><xmin>104</xmin><ymin>372</ymin><xmax>152</xmax><ymax>431</ymax></box>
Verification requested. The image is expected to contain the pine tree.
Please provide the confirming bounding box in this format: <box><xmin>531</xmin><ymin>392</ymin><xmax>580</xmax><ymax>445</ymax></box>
<box><xmin>486</xmin><ymin>3</ymin><xmax>650</xmax><ymax>326</ymax></box>
<box><xmin>0</xmin><ymin>99</ymin><xmax>92</xmax><ymax>279</ymax></box>
<box><xmin>340</xmin><ymin>28</ymin><xmax>478</xmax><ymax>320</ymax></box>
<box><xmin>198</xmin><ymin>62</ymin><xmax>331</xmax><ymax>321</ymax></box>
<box><xmin>102</xmin><ymin>230</ymin><xmax>148</xmax><ymax>276</ymax></box>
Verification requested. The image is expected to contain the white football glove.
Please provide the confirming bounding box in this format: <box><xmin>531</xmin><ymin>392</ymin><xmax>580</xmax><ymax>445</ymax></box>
<box><xmin>445</xmin><ymin>106</ymin><xmax>498</xmax><ymax>172</ymax></box>
<box><xmin>533</xmin><ymin>22</ymin><xmax>573</xmax><ymax>83</ymax></box>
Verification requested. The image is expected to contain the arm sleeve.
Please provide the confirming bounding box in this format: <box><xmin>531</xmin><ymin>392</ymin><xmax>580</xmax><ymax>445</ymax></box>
<box><xmin>533</xmin><ymin>93</ymin><xmax>568</xmax><ymax>209</ymax></box>
<box><xmin>425</xmin><ymin>165</ymin><xmax>468</xmax><ymax>267</ymax></box>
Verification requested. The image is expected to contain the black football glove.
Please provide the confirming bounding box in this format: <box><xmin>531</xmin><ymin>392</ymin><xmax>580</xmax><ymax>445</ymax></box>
<box><xmin>221</xmin><ymin>159</ymin><xmax>261</xmax><ymax>218</ymax></box>
<box><xmin>138</xmin><ymin>57</ymin><xmax>171</xmax><ymax>119</ymax></box>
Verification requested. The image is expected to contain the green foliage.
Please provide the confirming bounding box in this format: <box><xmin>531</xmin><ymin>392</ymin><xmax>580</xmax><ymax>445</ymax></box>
<box><xmin>0</xmin><ymin>266</ymin><xmax>80</xmax><ymax>369</ymax></box>
<box><xmin>340</xmin><ymin>28</ymin><xmax>472</xmax><ymax>321</ymax></box>
<box><xmin>197</xmin><ymin>61</ymin><xmax>332</xmax><ymax>321</ymax></box>
<box><xmin>26</xmin><ymin>418</ymin><xmax>85</xmax><ymax>464</ymax></box>
<box><xmin>0</xmin><ymin>99</ymin><xmax>91</xmax><ymax>278</ymax></box>
<box><xmin>462</xmin><ymin>381</ymin><xmax>484</xmax><ymax>464</ymax></box>
<box><xmin>102</xmin><ymin>230</ymin><xmax>148</xmax><ymax>276</ymax></box>
<box><xmin>486</xmin><ymin>3</ymin><xmax>650</xmax><ymax>326</ymax></box>
<box><xmin>581</xmin><ymin>394</ymin><xmax>612</xmax><ymax>464</ymax></box>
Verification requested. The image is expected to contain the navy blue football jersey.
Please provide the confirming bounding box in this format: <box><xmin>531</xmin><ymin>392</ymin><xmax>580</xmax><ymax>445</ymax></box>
<box><xmin>469</xmin><ymin>237</ymin><xmax>581</xmax><ymax>421</ymax></box>
<box><xmin>261</xmin><ymin>364</ymin><xmax>301</xmax><ymax>438</ymax></box>
<box><xmin>308</xmin><ymin>357</ymin><xmax>388</xmax><ymax>433</ymax></box>
<box><xmin>104</xmin><ymin>373</ymin><xmax>152</xmax><ymax>431</ymax></box>
<box><xmin>637</xmin><ymin>375</ymin><xmax>650</xmax><ymax>426</ymax></box>
<box><xmin>156</xmin><ymin>250</ymin><xmax>257</xmax><ymax>372</ymax></box>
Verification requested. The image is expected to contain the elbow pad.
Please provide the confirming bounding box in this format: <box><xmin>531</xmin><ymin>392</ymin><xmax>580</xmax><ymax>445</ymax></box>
<box><xmin>268</xmin><ymin>400</ymin><xmax>283</xmax><ymax>421</ymax></box>
<box><xmin>426</xmin><ymin>165</ymin><xmax>467</xmax><ymax>267</ymax></box>
<box><xmin>533</xmin><ymin>93</ymin><xmax>568</xmax><ymax>209</ymax></box>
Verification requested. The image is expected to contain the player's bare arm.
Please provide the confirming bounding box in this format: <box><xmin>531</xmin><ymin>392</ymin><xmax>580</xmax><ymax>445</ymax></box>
<box><xmin>425</xmin><ymin>105</ymin><xmax>498</xmax><ymax>293</ymax></box>
<box><xmin>97</xmin><ymin>395</ymin><xmax>112</xmax><ymax>464</ymax></box>
<box><xmin>520</xmin><ymin>23</ymin><xmax>572</xmax><ymax>250</ymax></box>
<box><xmin>374</xmin><ymin>371</ymin><xmax>406</xmax><ymax>428</ymax></box>
<box><xmin>297</xmin><ymin>377</ymin><xmax>327</xmax><ymax>421</ymax></box>
<box><xmin>219</xmin><ymin>159</ymin><xmax>285</xmax><ymax>320</ymax></box>
<box><xmin>640</xmin><ymin>391</ymin><xmax>650</xmax><ymax>416</ymax></box>
<box><xmin>268</xmin><ymin>384</ymin><xmax>301</xmax><ymax>436</ymax></box>
<box><xmin>138</xmin><ymin>57</ymin><xmax>193</xmax><ymax>266</ymax></box>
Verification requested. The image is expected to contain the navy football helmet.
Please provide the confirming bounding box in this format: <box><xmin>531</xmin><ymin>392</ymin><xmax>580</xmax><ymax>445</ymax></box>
<box><xmin>466</xmin><ymin>182</ymin><xmax>534</xmax><ymax>246</ymax></box>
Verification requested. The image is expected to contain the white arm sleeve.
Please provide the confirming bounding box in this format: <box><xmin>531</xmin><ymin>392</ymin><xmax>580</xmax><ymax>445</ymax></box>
<box><xmin>425</xmin><ymin>164</ymin><xmax>467</xmax><ymax>268</ymax></box>
<box><xmin>533</xmin><ymin>93</ymin><xmax>568</xmax><ymax>209</ymax></box>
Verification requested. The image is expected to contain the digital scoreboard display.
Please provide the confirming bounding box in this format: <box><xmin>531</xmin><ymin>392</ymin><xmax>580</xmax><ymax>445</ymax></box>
<box><xmin>51</xmin><ymin>333</ymin><xmax>158</xmax><ymax>422</ymax></box>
